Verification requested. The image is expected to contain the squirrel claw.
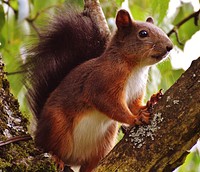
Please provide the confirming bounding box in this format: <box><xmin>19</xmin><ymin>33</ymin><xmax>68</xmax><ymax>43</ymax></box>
<box><xmin>138</xmin><ymin>109</ymin><xmax>150</xmax><ymax>124</ymax></box>
<box><xmin>132</xmin><ymin>110</ymin><xmax>150</xmax><ymax>126</ymax></box>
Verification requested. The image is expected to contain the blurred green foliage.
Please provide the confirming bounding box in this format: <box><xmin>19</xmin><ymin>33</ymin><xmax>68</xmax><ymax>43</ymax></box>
<box><xmin>0</xmin><ymin>0</ymin><xmax>199</xmax><ymax>171</ymax></box>
<box><xmin>171</xmin><ymin>3</ymin><xmax>200</xmax><ymax>49</ymax></box>
<box><xmin>177</xmin><ymin>147</ymin><xmax>200</xmax><ymax>172</ymax></box>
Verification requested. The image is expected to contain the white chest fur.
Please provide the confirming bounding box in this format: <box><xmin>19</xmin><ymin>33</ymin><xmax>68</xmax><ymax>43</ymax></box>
<box><xmin>72</xmin><ymin>111</ymin><xmax>116</xmax><ymax>163</ymax></box>
<box><xmin>124</xmin><ymin>67</ymin><xmax>149</xmax><ymax>104</ymax></box>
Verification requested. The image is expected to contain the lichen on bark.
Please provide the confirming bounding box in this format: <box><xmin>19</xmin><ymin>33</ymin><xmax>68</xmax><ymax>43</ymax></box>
<box><xmin>0</xmin><ymin>55</ymin><xmax>56</xmax><ymax>171</ymax></box>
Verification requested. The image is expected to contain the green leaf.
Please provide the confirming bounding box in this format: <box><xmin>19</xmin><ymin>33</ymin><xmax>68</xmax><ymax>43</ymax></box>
<box><xmin>157</xmin><ymin>59</ymin><xmax>184</xmax><ymax>90</ymax></box>
<box><xmin>171</xmin><ymin>3</ymin><xmax>200</xmax><ymax>49</ymax></box>
<box><xmin>33</xmin><ymin>0</ymin><xmax>65</xmax><ymax>11</ymax></box>
<box><xmin>129</xmin><ymin>0</ymin><xmax>170</xmax><ymax>24</ymax></box>
<box><xmin>130</xmin><ymin>4</ymin><xmax>147</xmax><ymax>21</ymax></box>
<box><xmin>10</xmin><ymin>0</ymin><xmax>18</xmax><ymax>11</ymax></box>
<box><xmin>116</xmin><ymin>0</ymin><xmax>124</xmax><ymax>7</ymax></box>
<box><xmin>33</xmin><ymin>0</ymin><xmax>49</xmax><ymax>11</ymax></box>
<box><xmin>146</xmin><ymin>59</ymin><xmax>184</xmax><ymax>100</ymax></box>
<box><xmin>146</xmin><ymin>65</ymin><xmax>161</xmax><ymax>101</ymax></box>
<box><xmin>0</xmin><ymin>34</ymin><xmax>5</xmax><ymax>49</ymax></box>
<box><xmin>151</xmin><ymin>0</ymin><xmax>170</xmax><ymax>25</ymax></box>
<box><xmin>0</xmin><ymin>5</ymin><xmax>5</xmax><ymax>32</ymax></box>
<box><xmin>129</xmin><ymin>0</ymin><xmax>150</xmax><ymax>21</ymax></box>
<box><xmin>172</xmin><ymin>3</ymin><xmax>194</xmax><ymax>25</ymax></box>
<box><xmin>178</xmin><ymin>150</ymin><xmax>200</xmax><ymax>172</ymax></box>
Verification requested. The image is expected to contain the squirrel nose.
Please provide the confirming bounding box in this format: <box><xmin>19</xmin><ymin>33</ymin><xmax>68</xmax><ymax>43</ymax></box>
<box><xmin>166</xmin><ymin>44</ymin><xmax>173</xmax><ymax>52</ymax></box>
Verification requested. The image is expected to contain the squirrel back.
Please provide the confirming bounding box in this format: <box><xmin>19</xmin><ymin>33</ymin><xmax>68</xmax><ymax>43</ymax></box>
<box><xmin>25</xmin><ymin>7</ymin><xmax>108</xmax><ymax>118</ymax></box>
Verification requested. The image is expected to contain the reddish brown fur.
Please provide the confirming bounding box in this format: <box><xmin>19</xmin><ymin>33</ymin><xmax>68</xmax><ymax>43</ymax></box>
<box><xmin>24</xmin><ymin>7</ymin><xmax>107</xmax><ymax>118</ymax></box>
<box><xmin>129</xmin><ymin>97</ymin><xmax>145</xmax><ymax>114</ymax></box>
<box><xmin>35</xmin><ymin>107</ymin><xmax>73</xmax><ymax>160</ymax></box>
<box><xmin>33</xmin><ymin>9</ymin><xmax>173</xmax><ymax>172</ymax></box>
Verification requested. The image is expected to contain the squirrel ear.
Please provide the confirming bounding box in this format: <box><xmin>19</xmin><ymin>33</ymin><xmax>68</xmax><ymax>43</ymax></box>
<box><xmin>116</xmin><ymin>9</ymin><xmax>132</xmax><ymax>29</ymax></box>
<box><xmin>146</xmin><ymin>17</ymin><xmax>154</xmax><ymax>24</ymax></box>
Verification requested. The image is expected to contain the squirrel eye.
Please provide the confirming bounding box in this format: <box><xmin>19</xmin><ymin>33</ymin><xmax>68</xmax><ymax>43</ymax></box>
<box><xmin>139</xmin><ymin>30</ymin><xmax>148</xmax><ymax>38</ymax></box>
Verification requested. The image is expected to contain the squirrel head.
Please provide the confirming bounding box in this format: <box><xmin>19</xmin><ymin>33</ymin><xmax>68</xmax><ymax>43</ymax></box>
<box><xmin>112</xmin><ymin>9</ymin><xmax>173</xmax><ymax>66</ymax></box>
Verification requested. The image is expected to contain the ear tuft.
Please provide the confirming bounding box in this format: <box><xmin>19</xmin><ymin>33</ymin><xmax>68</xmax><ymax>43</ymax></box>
<box><xmin>146</xmin><ymin>17</ymin><xmax>154</xmax><ymax>24</ymax></box>
<box><xmin>116</xmin><ymin>9</ymin><xmax>132</xmax><ymax>29</ymax></box>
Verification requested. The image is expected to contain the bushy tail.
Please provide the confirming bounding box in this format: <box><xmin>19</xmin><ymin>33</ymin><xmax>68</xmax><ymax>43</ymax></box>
<box><xmin>24</xmin><ymin>7</ymin><xmax>107</xmax><ymax>118</ymax></box>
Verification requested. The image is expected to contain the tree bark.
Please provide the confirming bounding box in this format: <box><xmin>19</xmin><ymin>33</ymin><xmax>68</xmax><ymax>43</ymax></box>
<box><xmin>95</xmin><ymin>57</ymin><xmax>200</xmax><ymax>172</ymax></box>
<box><xmin>83</xmin><ymin>0</ymin><xmax>111</xmax><ymax>41</ymax></box>
<box><xmin>0</xmin><ymin>55</ymin><xmax>58</xmax><ymax>171</ymax></box>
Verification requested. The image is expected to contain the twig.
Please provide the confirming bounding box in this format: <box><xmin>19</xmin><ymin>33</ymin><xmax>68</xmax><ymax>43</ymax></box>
<box><xmin>174</xmin><ymin>29</ymin><xmax>184</xmax><ymax>45</ymax></box>
<box><xmin>5</xmin><ymin>70</ymin><xmax>27</xmax><ymax>76</ymax></box>
<box><xmin>25</xmin><ymin>17</ymin><xmax>41</xmax><ymax>37</ymax></box>
<box><xmin>2</xmin><ymin>0</ymin><xmax>18</xmax><ymax>15</ymax></box>
<box><xmin>27</xmin><ymin>5</ymin><xmax>60</xmax><ymax>22</ymax></box>
<box><xmin>2</xmin><ymin>0</ymin><xmax>59</xmax><ymax>37</ymax></box>
<box><xmin>167</xmin><ymin>9</ymin><xmax>200</xmax><ymax>37</ymax></box>
<box><xmin>0</xmin><ymin>135</ymin><xmax>32</xmax><ymax>147</ymax></box>
<box><xmin>25</xmin><ymin>4</ymin><xmax>61</xmax><ymax>37</ymax></box>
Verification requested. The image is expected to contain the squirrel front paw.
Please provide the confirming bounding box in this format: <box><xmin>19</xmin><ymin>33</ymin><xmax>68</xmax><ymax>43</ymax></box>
<box><xmin>133</xmin><ymin>90</ymin><xmax>163</xmax><ymax>125</ymax></box>
<box><xmin>121</xmin><ymin>109</ymin><xmax>150</xmax><ymax>134</ymax></box>
<box><xmin>121</xmin><ymin>90</ymin><xmax>163</xmax><ymax>134</ymax></box>
<box><xmin>136</xmin><ymin>107</ymin><xmax>151</xmax><ymax>124</ymax></box>
<box><xmin>138</xmin><ymin>89</ymin><xmax>163</xmax><ymax>123</ymax></box>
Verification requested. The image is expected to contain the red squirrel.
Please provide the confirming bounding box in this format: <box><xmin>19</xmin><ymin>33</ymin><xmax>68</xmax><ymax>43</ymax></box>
<box><xmin>25</xmin><ymin>6</ymin><xmax>173</xmax><ymax>172</ymax></box>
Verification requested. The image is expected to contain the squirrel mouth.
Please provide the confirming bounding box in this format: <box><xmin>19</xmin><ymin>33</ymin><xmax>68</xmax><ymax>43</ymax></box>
<box><xmin>151</xmin><ymin>51</ymin><xmax>169</xmax><ymax>60</ymax></box>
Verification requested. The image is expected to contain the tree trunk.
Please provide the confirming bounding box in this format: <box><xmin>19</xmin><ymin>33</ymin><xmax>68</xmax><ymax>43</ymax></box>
<box><xmin>95</xmin><ymin>57</ymin><xmax>200</xmax><ymax>172</ymax></box>
<box><xmin>0</xmin><ymin>55</ymin><xmax>57</xmax><ymax>171</ymax></box>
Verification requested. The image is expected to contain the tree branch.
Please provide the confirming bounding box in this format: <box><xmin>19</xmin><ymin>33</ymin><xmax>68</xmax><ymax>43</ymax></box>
<box><xmin>0</xmin><ymin>135</ymin><xmax>32</xmax><ymax>147</ymax></box>
<box><xmin>0</xmin><ymin>55</ymin><xmax>56</xmax><ymax>170</ymax></box>
<box><xmin>95</xmin><ymin>57</ymin><xmax>200</xmax><ymax>171</ymax></box>
<box><xmin>83</xmin><ymin>0</ymin><xmax>111</xmax><ymax>43</ymax></box>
